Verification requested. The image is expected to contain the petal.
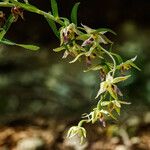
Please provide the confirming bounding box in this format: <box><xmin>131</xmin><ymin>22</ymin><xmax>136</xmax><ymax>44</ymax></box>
<box><xmin>83</xmin><ymin>64</ymin><xmax>103</xmax><ymax>72</ymax></box>
<box><xmin>69</xmin><ymin>52</ymin><xmax>86</xmax><ymax>63</ymax></box>
<box><xmin>113</xmin><ymin>85</ymin><xmax>123</xmax><ymax>96</ymax></box>
<box><xmin>95</xmin><ymin>82</ymin><xmax>106</xmax><ymax>98</ymax></box>
<box><xmin>112</xmin><ymin>75</ymin><xmax>131</xmax><ymax>84</ymax></box>
<box><xmin>107</xmin><ymin>85</ymin><xmax>118</xmax><ymax>100</ymax></box>
<box><xmin>101</xmin><ymin>101</ymin><xmax>111</xmax><ymax>106</ymax></box>
<box><xmin>62</xmin><ymin>50</ymin><xmax>69</xmax><ymax>59</ymax></box>
<box><xmin>81</xmin><ymin>24</ymin><xmax>95</xmax><ymax>34</ymax></box>
<box><xmin>85</xmin><ymin>44</ymin><xmax>96</xmax><ymax>56</ymax></box>
<box><xmin>131</xmin><ymin>56</ymin><xmax>137</xmax><ymax>62</ymax></box>
<box><xmin>53</xmin><ymin>46</ymin><xmax>65</xmax><ymax>52</ymax></box>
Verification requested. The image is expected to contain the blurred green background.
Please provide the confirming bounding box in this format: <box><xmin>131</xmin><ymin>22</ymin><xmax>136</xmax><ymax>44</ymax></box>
<box><xmin>0</xmin><ymin>0</ymin><xmax>150</xmax><ymax>122</ymax></box>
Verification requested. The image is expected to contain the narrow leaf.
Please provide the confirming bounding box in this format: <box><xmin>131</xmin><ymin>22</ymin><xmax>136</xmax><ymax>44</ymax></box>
<box><xmin>51</xmin><ymin>0</ymin><xmax>59</xmax><ymax>17</ymax></box>
<box><xmin>0</xmin><ymin>14</ymin><xmax>14</xmax><ymax>40</ymax></box>
<box><xmin>71</xmin><ymin>2</ymin><xmax>80</xmax><ymax>25</ymax></box>
<box><xmin>0</xmin><ymin>38</ymin><xmax>40</xmax><ymax>50</ymax></box>
<box><xmin>16</xmin><ymin>44</ymin><xmax>40</xmax><ymax>50</ymax></box>
<box><xmin>45</xmin><ymin>15</ymin><xmax>59</xmax><ymax>38</ymax></box>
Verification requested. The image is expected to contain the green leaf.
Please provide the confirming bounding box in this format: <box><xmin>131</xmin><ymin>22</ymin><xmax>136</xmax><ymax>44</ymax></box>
<box><xmin>71</xmin><ymin>2</ymin><xmax>80</xmax><ymax>25</ymax></box>
<box><xmin>45</xmin><ymin>14</ymin><xmax>59</xmax><ymax>38</ymax></box>
<box><xmin>0</xmin><ymin>14</ymin><xmax>14</xmax><ymax>40</ymax></box>
<box><xmin>0</xmin><ymin>38</ymin><xmax>40</xmax><ymax>50</ymax></box>
<box><xmin>50</xmin><ymin>0</ymin><xmax>59</xmax><ymax>17</ymax></box>
<box><xmin>16</xmin><ymin>44</ymin><xmax>40</xmax><ymax>50</ymax></box>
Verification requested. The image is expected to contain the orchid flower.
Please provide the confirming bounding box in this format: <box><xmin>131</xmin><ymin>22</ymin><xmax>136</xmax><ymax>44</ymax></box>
<box><xmin>60</xmin><ymin>23</ymin><xmax>80</xmax><ymax>45</ymax></box>
<box><xmin>67</xmin><ymin>126</ymin><xmax>87</xmax><ymax>144</ymax></box>
<box><xmin>96</xmin><ymin>73</ymin><xmax>131</xmax><ymax>99</ymax></box>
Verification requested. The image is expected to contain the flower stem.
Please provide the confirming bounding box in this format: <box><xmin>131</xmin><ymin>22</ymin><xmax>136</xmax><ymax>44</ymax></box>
<box><xmin>78</xmin><ymin>119</ymin><xmax>90</xmax><ymax>127</ymax></box>
<box><xmin>0</xmin><ymin>2</ymin><xmax>14</xmax><ymax>7</ymax></box>
<box><xmin>0</xmin><ymin>1</ymin><xmax>65</xmax><ymax>26</ymax></box>
<box><xmin>98</xmin><ymin>45</ymin><xmax>116</xmax><ymax>76</ymax></box>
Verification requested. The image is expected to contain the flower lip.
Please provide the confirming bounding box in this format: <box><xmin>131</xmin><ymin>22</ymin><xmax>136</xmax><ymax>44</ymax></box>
<box><xmin>82</xmin><ymin>37</ymin><xmax>94</xmax><ymax>47</ymax></box>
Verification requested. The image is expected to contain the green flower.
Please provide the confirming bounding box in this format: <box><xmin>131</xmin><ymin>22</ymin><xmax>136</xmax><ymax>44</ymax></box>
<box><xmin>60</xmin><ymin>23</ymin><xmax>79</xmax><ymax>45</ymax></box>
<box><xmin>80</xmin><ymin>24</ymin><xmax>114</xmax><ymax>45</ymax></box>
<box><xmin>67</xmin><ymin>126</ymin><xmax>87</xmax><ymax>144</ymax></box>
<box><xmin>82</xmin><ymin>108</ymin><xmax>108</xmax><ymax>126</ymax></box>
<box><xmin>69</xmin><ymin>24</ymin><xmax>114</xmax><ymax>63</ymax></box>
<box><xmin>95</xmin><ymin>73</ymin><xmax>131</xmax><ymax>99</ymax></box>
<box><xmin>101</xmin><ymin>100</ymin><xmax>131</xmax><ymax>115</ymax></box>
<box><xmin>117</xmin><ymin>56</ymin><xmax>141</xmax><ymax>72</ymax></box>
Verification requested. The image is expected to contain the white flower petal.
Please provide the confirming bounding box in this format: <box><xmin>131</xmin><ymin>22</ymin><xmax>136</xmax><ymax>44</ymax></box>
<box><xmin>95</xmin><ymin>82</ymin><xmax>106</xmax><ymax>98</ymax></box>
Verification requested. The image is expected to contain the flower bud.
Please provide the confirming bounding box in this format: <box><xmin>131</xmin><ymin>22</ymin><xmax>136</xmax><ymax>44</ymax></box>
<box><xmin>11</xmin><ymin>7</ymin><xmax>24</xmax><ymax>21</ymax></box>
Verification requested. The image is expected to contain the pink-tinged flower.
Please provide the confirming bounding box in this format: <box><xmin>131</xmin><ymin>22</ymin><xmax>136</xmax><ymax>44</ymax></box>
<box><xmin>60</xmin><ymin>23</ymin><xmax>79</xmax><ymax>45</ymax></box>
<box><xmin>95</xmin><ymin>73</ymin><xmax>131</xmax><ymax>99</ymax></box>
<box><xmin>11</xmin><ymin>7</ymin><xmax>24</xmax><ymax>21</ymax></box>
<box><xmin>117</xmin><ymin>56</ymin><xmax>141</xmax><ymax>72</ymax></box>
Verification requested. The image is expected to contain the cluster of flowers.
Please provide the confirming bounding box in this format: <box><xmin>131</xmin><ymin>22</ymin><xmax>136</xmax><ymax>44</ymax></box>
<box><xmin>57</xmin><ymin>22</ymin><xmax>140</xmax><ymax>143</ymax></box>
<box><xmin>0</xmin><ymin>0</ymin><xmax>140</xmax><ymax>144</ymax></box>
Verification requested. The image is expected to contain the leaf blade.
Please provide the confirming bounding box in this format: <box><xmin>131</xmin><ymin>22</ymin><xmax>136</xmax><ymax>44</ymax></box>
<box><xmin>0</xmin><ymin>14</ymin><xmax>14</xmax><ymax>40</ymax></box>
<box><xmin>50</xmin><ymin>0</ymin><xmax>59</xmax><ymax>17</ymax></box>
<box><xmin>45</xmin><ymin>15</ymin><xmax>59</xmax><ymax>38</ymax></box>
<box><xmin>71</xmin><ymin>2</ymin><xmax>80</xmax><ymax>25</ymax></box>
<box><xmin>0</xmin><ymin>38</ymin><xmax>40</xmax><ymax>50</ymax></box>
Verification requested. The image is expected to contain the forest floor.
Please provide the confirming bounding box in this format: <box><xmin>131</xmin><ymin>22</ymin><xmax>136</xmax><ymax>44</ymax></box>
<box><xmin>0</xmin><ymin>113</ymin><xmax>149</xmax><ymax>150</ymax></box>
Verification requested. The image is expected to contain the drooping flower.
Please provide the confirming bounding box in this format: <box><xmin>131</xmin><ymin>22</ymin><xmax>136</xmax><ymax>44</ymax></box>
<box><xmin>69</xmin><ymin>24</ymin><xmax>115</xmax><ymax>63</ymax></box>
<box><xmin>101</xmin><ymin>100</ymin><xmax>131</xmax><ymax>115</ymax></box>
<box><xmin>80</xmin><ymin>24</ymin><xmax>114</xmax><ymax>45</ymax></box>
<box><xmin>117</xmin><ymin>56</ymin><xmax>141</xmax><ymax>72</ymax></box>
<box><xmin>60</xmin><ymin>23</ymin><xmax>80</xmax><ymax>45</ymax></box>
<box><xmin>95</xmin><ymin>73</ymin><xmax>131</xmax><ymax>99</ymax></box>
<box><xmin>67</xmin><ymin>126</ymin><xmax>87</xmax><ymax>144</ymax></box>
